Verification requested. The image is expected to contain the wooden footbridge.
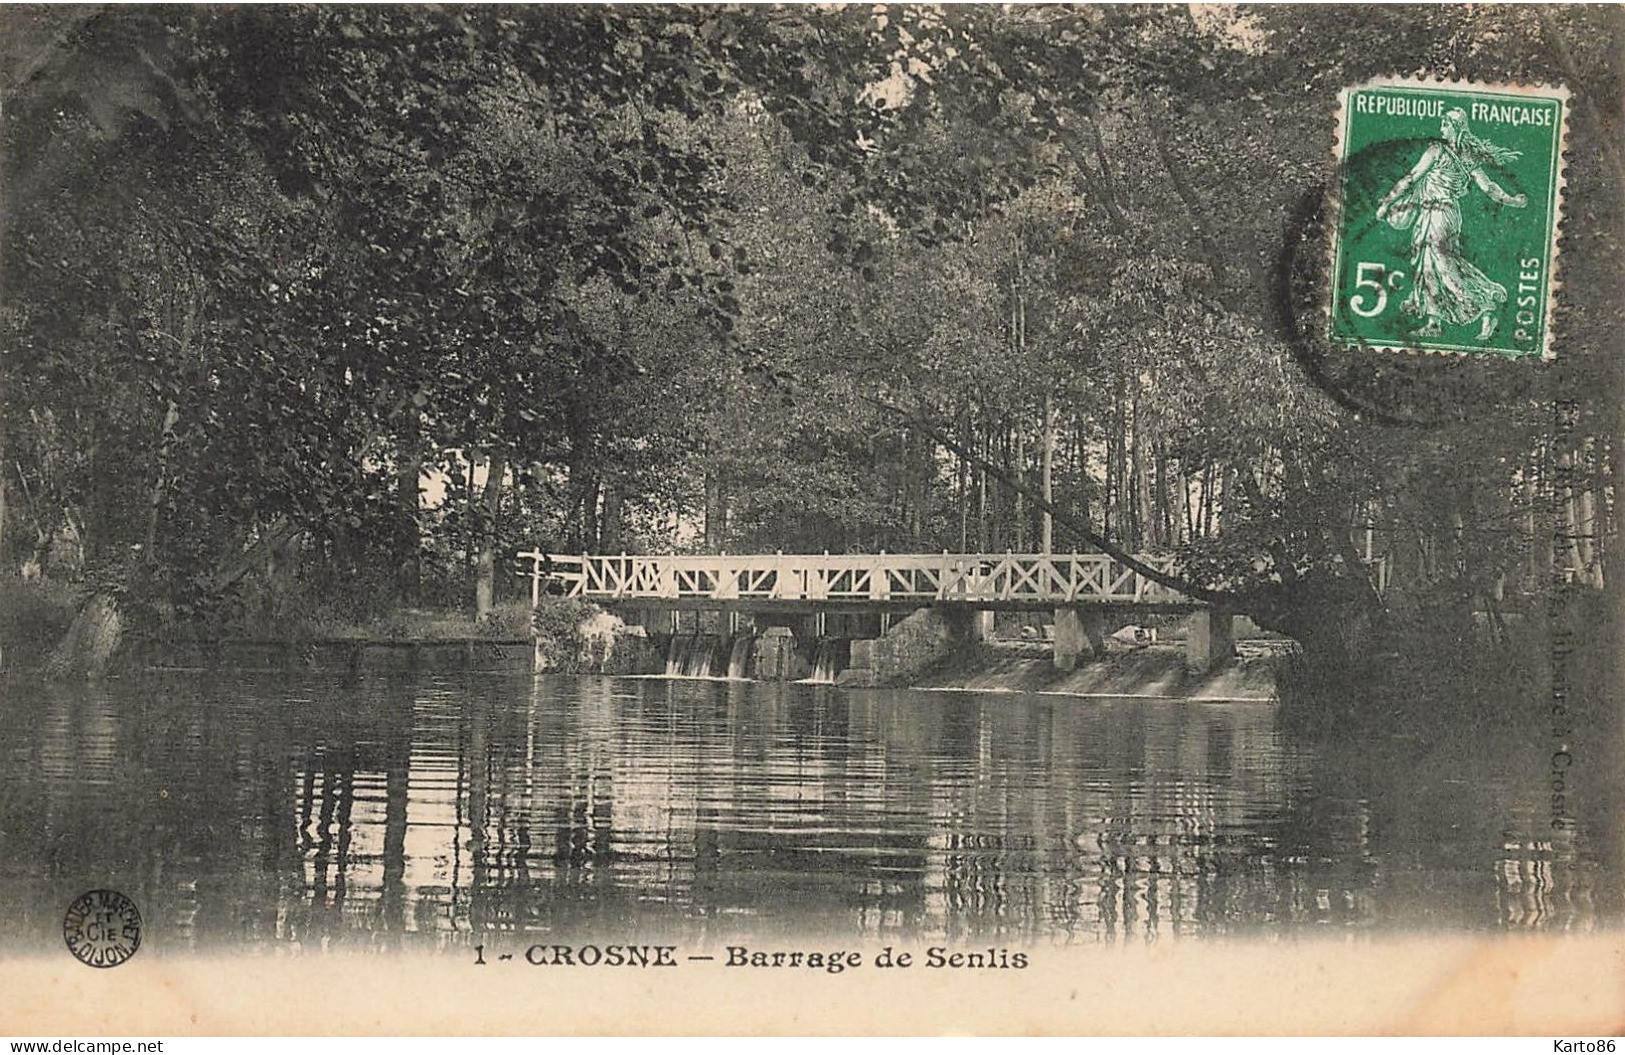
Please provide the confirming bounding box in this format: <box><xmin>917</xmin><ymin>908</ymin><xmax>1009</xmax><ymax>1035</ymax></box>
<box><xmin>519</xmin><ymin>551</ymin><xmax>1200</xmax><ymax>611</ymax></box>
<box><xmin>519</xmin><ymin>550</ymin><xmax>1236</xmax><ymax>676</ymax></box>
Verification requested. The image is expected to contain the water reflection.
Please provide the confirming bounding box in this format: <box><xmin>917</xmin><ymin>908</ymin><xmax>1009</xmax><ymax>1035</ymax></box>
<box><xmin>0</xmin><ymin>672</ymin><xmax>1616</xmax><ymax>955</ymax></box>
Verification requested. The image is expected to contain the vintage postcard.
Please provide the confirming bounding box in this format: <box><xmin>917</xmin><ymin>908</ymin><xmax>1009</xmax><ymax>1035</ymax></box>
<box><xmin>0</xmin><ymin>3</ymin><xmax>1620</xmax><ymax>1038</ymax></box>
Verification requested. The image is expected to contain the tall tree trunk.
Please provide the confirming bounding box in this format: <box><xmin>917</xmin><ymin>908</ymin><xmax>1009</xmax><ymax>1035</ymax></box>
<box><xmin>1154</xmin><ymin>446</ymin><xmax>1169</xmax><ymax>549</ymax></box>
<box><xmin>958</xmin><ymin>410</ymin><xmax>972</xmax><ymax>552</ymax></box>
<box><xmin>1041</xmin><ymin>391</ymin><xmax>1054</xmax><ymax>554</ymax></box>
<box><xmin>396</xmin><ymin>406</ymin><xmax>422</xmax><ymax>605</ymax></box>
<box><xmin>993</xmin><ymin>428</ymin><xmax>1006</xmax><ymax>550</ymax></box>
<box><xmin>463</xmin><ymin>452</ymin><xmax>479</xmax><ymax>591</ymax></box>
<box><xmin>147</xmin><ymin>402</ymin><xmax>180</xmax><ymax>554</ymax></box>
<box><xmin>1013</xmin><ymin>428</ymin><xmax>1027</xmax><ymax>552</ymax></box>
<box><xmin>561</xmin><ymin>463</ymin><xmax>595</xmax><ymax>554</ymax></box>
<box><xmin>44</xmin><ymin>594</ymin><xmax>122</xmax><ymax>679</ymax></box>
<box><xmin>1133</xmin><ymin>397</ymin><xmax>1154</xmax><ymax>552</ymax></box>
<box><xmin>1131</xmin><ymin>388</ymin><xmax>1144</xmax><ymax>552</ymax></box>
<box><xmin>909</xmin><ymin>439</ymin><xmax>924</xmax><ymax>547</ymax></box>
<box><xmin>704</xmin><ymin>470</ymin><xmax>727</xmax><ymax>552</ymax></box>
<box><xmin>1104</xmin><ymin>406</ymin><xmax>1117</xmax><ymax>545</ymax></box>
<box><xmin>599</xmin><ymin>482</ymin><xmax>624</xmax><ymax>553</ymax></box>
<box><xmin>1073</xmin><ymin>415</ymin><xmax>1091</xmax><ymax>535</ymax></box>
<box><xmin>977</xmin><ymin>426</ymin><xmax>989</xmax><ymax>552</ymax></box>
<box><xmin>1200</xmin><ymin>465</ymin><xmax>1215</xmax><ymax>537</ymax></box>
<box><xmin>1182</xmin><ymin>467</ymin><xmax>1196</xmax><ymax>542</ymax></box>
<box><xmin>991</xmin><ymin>429</ymin><xmax>1005</xmax><ymax>551</ymax></box>
<box><xmin>83</xmin><ymin>435</ymin><xmax>107</xmax><ymax>565</ymax></box>
<box><xmin>1112</xmin><ymin>376</ymin><xmax>1131</xmax><ymax>544</ymax></box>
<box><xmin>582</xmin><ymin>476</ymin><xmax>600</xmax><ymax>554</ymax></box>
<box><xmin>474</xmin><ymin>452</ymin><xmax>506</xmax><ymax>622</ymax></box>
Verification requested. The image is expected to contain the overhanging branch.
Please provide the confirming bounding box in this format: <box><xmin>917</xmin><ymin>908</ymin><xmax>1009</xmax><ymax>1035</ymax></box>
<box><xmin>866</xmin><ymin>395</ymin><xmax>1243</xmax><ymax>607</ymax></box>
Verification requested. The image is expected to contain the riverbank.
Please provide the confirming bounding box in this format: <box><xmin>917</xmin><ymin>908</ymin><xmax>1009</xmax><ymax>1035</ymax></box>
<box><xmin>25</xmin><ymin>582</ymin><xmax>1607</xmax><ymax>718</ymax></box>
<box><xmin>124</xmin><ymin>635</ymin><xmax>535</xmax><ymax>674</ymax></box>
<box><xmin>0</xmin><ymin>577</ymin><xmax>544</xmax><ymax>675</ymax></box>
<box><xmin>101</xmin><ymin>629</ymin><xmax>1285</xmax><ymax>702</ymax></box>
<box><xmin>5</xmin><ymin>580</ymin><xmax>1287</xmax><ymax>698</ymax></box>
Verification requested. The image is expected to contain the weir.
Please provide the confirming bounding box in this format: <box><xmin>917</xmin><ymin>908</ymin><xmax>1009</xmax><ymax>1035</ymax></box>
<box><xmin>726</xmin><ymin>634</ymin><xmax>753</xmax><ymax>679</ymax></box>
<box><xmin>665</xmin><ymin>633</ymin><xmax>727</xmax><ymax>678</ymax></box>
<box><xmin>803</xmin><ymin>639</ymin><xmax>844</xmax><ymax>684</ymax></box>
<box><xmin>526</xmin><ymin>550</ymin><xmax>1261</xmax><ymax>679</ymax></box>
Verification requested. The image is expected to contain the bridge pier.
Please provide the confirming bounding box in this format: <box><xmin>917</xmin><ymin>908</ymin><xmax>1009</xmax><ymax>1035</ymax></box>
<box><xmin>941</xmin><ymin>607</ymin><xmax>992</xmax><ymax>643</ymax></box>
<box><xmin>839</xmin><ymin>605</ymin><xmax>989</xmax><ymax>687</ymax></box>
<box><xmin>1183</xmin><ymin>611</ymin><xmax>1235</xmax><ymax>673</ymax></box>
<box><xmin>753</xmin><ymin>625</ymin><xmax>800</xmax><ymax>681</ymax></box>
<box><xmin>1052</xmin><ymin>608</ymin><xmax>1108</xmax><ymax>671</ymax></box>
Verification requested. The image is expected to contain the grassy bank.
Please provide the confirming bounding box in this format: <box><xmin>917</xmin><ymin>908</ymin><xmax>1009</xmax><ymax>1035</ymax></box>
<box><xmin>0</xmin><ymin>576</ymin><xmax>541</xmax><ymax>672</ymax></box>
<box><xmin>1</xmin><ymin>571</ymin><xmax>664</xmax><ymax>677</ymax></box>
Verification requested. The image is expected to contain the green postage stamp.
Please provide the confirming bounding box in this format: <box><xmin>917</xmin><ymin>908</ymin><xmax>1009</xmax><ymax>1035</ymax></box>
<box><xmin>1329</xmin><ymin>78</ymin><xmax>1569</xmax><ymax>359</ymax></box>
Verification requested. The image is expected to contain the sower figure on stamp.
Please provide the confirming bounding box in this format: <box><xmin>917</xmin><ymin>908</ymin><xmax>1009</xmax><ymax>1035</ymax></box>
<box><xmin>1376</xmin><ymin>108</ymin><xmax>1528</xmax><ymax>341</ymax></box>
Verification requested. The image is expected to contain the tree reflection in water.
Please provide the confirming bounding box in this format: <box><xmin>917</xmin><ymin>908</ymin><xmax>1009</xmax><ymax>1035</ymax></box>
<box><xmin>0</xmin><ymin>672</ymin><xmax>1615</xmax><ymax>954</ymax></box>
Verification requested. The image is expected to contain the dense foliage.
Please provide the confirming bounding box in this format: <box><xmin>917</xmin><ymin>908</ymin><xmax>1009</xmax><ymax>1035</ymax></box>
<box><xmin>2</xmin><ymin>5</ymin><xmax>1619</xmax><ymax>657</ymax></box>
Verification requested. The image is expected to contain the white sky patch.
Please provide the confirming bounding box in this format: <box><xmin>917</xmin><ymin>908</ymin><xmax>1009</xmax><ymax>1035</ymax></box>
<box><xmin>421</xmin><ymin>453</ymin><xmax>497</xmax><ymax>509</ymax></box>
<box><xmin>862</xmin><ymin>62</ymin><xmax>914</xmax><ymax>111</ymax></box>
<box><xmin>1188</xmin><ymin>3</ymin><xmax>1270</xmax><ymax>55</ymax></box>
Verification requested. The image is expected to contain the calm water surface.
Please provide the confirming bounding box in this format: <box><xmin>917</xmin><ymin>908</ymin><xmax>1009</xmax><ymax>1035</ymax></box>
<box><xmin>0</xmin><ymin>672</ymin><xmax>1616</xmax><ymax>956</ymax></box>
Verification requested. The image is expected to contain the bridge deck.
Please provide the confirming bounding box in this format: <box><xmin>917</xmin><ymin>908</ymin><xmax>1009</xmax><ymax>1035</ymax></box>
<box><xmin>519</xmin><ymin>551</ymin><xmax>1197</xmax><ymax>609</ymax></box>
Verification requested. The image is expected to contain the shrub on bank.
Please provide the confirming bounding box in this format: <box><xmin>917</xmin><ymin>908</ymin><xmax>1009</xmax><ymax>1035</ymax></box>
<box><xmin>0</xmin><ymin>577</ymin><xmax>84</xmax><ymax>671</ymax></box>
<box><xmin>476</xmin><ymin>600</ymin><xmax>535</xmax><ymax>639</ymax></box>
<box><xmin>530</xmin><ymin>596</ymin><xmax>600</xmax><ymax>671</ymax></box>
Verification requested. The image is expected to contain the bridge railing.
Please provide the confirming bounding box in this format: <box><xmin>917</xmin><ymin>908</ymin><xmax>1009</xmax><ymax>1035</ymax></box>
<box><xmin>518</xmin><ymin>551</ymin><xmax>1191</xmax><ymax>605</ymax></box>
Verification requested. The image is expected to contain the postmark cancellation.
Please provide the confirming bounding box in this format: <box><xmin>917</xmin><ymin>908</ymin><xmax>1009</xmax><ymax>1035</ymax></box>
<box><xmin>62</xmin><ymin>889</ymin><xmax>142</xmax><ymax>969</ymax></box>
<box><xmin>1329</xmin><ymin>77</ymin><xmax>1570</xmax><ymax>359</ymax></box>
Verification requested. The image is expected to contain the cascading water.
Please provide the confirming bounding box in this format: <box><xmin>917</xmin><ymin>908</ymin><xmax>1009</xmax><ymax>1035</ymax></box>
<box><xmin>663</xmin><ymin>634</ymin><xmax>688</xmax><ymax>677</ymax></box>
<box><xmin>726</xmin><ymin>634</ymin><xmax>753</xmax><ymax>679</ymax></box>
<box><xmin>681</xmin><ymin>634</ymin><xmax>718</xmax><ymax>678</ymax></box>
<box><xmin>804</xmin><ymin>639</ymin><xmax>838</xmax><ymax>684</ymax></box>
<box><xmin>662</xmin><ymin>634</ymin><xmax>729</xmax><ymax>678</ymax></box>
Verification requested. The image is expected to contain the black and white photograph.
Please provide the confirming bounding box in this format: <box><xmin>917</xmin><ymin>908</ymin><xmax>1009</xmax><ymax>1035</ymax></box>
<box><xmin>0</xmin><ymin>3</ymin><xmax>1620</xmax><ymax>1037</ymax></box>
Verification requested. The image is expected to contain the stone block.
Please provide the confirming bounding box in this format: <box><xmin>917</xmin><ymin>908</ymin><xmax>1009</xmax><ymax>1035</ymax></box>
<box><xmin>1053</xmin><ymin>608</ymin><xmax>1085</xmax><ymax>671</ymax></box>
<box><xmin>753</xmin><ymin>626</ymin><xmax>797</xmax><ymax>681</ymax></box>
<box><xmin>1183</xmin><ymin>611</ymin><xmax>1235</xmax><ymax>673</ymax></box>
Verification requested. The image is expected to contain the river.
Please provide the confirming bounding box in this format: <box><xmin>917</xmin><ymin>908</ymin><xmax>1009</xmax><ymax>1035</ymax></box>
<box><xmin>0</xmin><ymin>671</ymin><xmax>1616</xmax><ymax>957</ymax></box>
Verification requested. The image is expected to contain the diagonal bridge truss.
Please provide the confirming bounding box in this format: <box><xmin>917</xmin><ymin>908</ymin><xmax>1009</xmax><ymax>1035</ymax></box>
<box><xmin>518</xmin><ymin>551</ymin><xmax>1197</xmax><ymax>609</ymax></box>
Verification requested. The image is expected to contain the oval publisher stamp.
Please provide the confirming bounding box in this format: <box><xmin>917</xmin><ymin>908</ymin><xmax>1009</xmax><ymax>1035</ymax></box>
<box><xmin>1329</xmin><ymin>77</ymin><xmax>1569</xmax><ymax>359</ymax></box>
<box><xmin>63</xmin><ymin>889</ymin><xmax>143</xmax><ymax>968</ymax></box>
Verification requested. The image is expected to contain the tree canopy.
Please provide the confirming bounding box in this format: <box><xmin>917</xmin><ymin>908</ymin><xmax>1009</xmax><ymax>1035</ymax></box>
<box><xmin>3</xmin><ymin>4</ymin><xmax>1619</xmax><ymax>654</ymax></box>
